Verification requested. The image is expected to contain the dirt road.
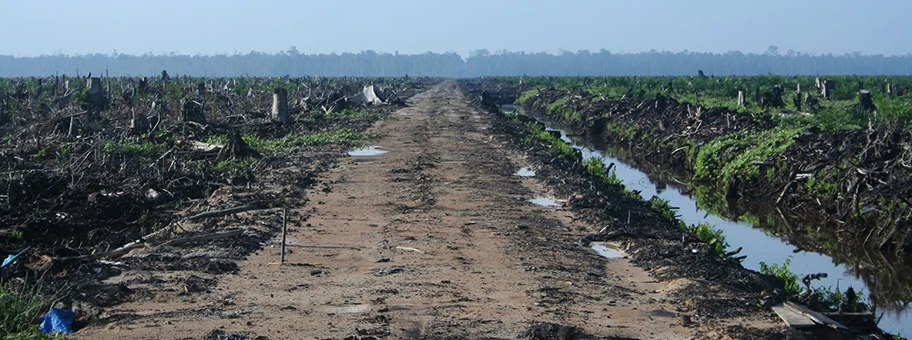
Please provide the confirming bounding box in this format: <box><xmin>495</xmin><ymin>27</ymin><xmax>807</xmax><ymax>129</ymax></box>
<box><xmin>78</xmin><ymin>82</ymin><xmax>781</xmax><ymax>339</ymax></box>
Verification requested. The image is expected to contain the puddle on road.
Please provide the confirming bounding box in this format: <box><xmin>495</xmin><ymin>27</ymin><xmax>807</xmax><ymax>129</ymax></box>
<box><xmin>321</xmin><ymin>304</ymin><xmax>372</xmax><ymax>314</ymax></box>
<box><xmin>529</xmin><ymin>197</ymin><xmax>560</xmax><ymax>207</ymax></box>
<box><xmin>516</xmin><ymin>167</ymin><xmax>536</xmax><ymax>177</ymax></box>
<box><xmin>591</xmin><ymin>242</ymin><xmax>625</xmax><ymax>259</ymax></box>
<box><xmin>348</xmin><ymin>146</ymin><xmax>388</xmax><ymax>156</ymax></box>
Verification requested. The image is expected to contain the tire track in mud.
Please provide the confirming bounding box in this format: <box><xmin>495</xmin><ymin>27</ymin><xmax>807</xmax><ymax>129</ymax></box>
<box><xmin>76</xmin><ymin>82</ymin><xmax>786</xmax><ymax>339</ymax></box>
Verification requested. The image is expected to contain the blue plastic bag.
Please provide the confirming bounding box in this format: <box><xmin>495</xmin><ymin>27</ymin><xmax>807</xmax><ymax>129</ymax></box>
<box><xmin>1</xmin><ymin>254</ymin><xmax>15</xmax><ymax>267</ymax></box>
<box><xmin>39</xmin><ymin>308</ymin><xmax>74</xmax><ymax>334</ymax></box>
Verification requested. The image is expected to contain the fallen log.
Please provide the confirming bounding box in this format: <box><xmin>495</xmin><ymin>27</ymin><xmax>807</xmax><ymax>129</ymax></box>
<box><xmin>187</xmin><ymin>204</ymin><xmax>264</xmax><ymax>220</ymax></box>
<box><xmin>57</xmin><ymin>229</ymin><xmax>246</xmax><ymax>263</ymax></box>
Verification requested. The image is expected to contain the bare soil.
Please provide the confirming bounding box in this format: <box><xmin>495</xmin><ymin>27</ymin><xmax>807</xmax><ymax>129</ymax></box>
<box><xmin>75</xmin><ymin>82</ymin><xmax>789</xmax><ymax>339</ymax></box>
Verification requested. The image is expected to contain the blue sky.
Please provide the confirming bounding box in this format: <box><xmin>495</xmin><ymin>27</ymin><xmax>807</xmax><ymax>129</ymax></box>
<box><xmin>1</xmin><ymin>0</ymin><xmax>909</xmax><ymax>57</ymax></box>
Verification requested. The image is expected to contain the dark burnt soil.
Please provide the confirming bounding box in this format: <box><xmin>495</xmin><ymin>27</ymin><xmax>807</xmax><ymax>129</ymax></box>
<box><xmin>461</xmin><ymin>80</ymin><xmax>900</xmax><ymax>339</ymax></box>
<box><xmin>499</xmin><ymin>84</ymin><xmax>912</xmax><ymax>256</ymax></box>
<box><xmin>0</xmin><ymin>77</ymin><xmax>434</xmax><ymax>331</ymax></box>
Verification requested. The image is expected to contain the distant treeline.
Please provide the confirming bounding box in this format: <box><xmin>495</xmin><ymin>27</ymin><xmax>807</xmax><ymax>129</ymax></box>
<box><xmin>2</xmin><ymin>49</ymin><xmax>911</xmax><ymax>77</ymax></box>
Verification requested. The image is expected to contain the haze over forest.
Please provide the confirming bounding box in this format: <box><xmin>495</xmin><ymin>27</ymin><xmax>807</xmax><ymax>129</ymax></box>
<box><xmin>2</xmin><ymin>49</ymin><xmax>911</xmax><ymax>77</ymax></box>
<box><xmin>2</xmin><ymin>0</ymin><xmax>910</xmax><ymax>77</ymax></box>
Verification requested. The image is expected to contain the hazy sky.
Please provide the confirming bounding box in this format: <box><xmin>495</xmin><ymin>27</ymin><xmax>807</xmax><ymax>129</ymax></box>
<box><xmin>2</xmin><ymin>0</ymin><xmax>910</xmax><ymax>57</ymax></box>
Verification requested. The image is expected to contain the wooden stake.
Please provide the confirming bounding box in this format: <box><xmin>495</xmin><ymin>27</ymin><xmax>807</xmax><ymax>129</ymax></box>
<box><xmin>281</xmin><ymin>208</ymin><xmax>287</xmax><ymax>263</ymax></box>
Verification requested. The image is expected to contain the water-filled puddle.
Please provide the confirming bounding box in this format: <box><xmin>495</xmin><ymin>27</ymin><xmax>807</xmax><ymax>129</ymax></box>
<box><xmin>348</xmin><ymin>146</ymin><xmax>388</xmax><ymax>156</ymax></box>
<box><xmin>516</xmin><ymin>167</ymin><xmax>536</xmax><ymax>177</ymax></box>
<box><xmin>529</xmin><ymin>197</ymin><xmax>560</xmax><ymax>207</ymax></box>
<box><xmin>321</xmin><ymin>304</ymin><xmax>372</xmax><ymax>314</ymax></box>
<box><xmin>501</xmin><ymin>104</ymin><xmax>518</xmax><ymax>115</ymax></box>
<box><xmin>591</xmin><ymin>242</ymin><xmax>625</xmax><ymax>259</ymax></box>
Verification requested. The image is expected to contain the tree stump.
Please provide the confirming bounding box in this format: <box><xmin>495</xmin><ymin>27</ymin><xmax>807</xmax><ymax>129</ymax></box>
<box><xmin>138</xmin><ymin>77</ymin><xmax>148</xmax><ymax>96</ymax></box>
<box><xmin>180</xmin><ymin>99</ymin><xmax>207</xmax><ymax>124</ymax></box>
<box><xmin>86</xmin><ymin>77</ymin><xmax>107</xmax><ymax>110</ymax></box>
<box><xmin>821</xmin><ymin>80</ymin><xmax>835</xmax><ymax>99</ymax></box>
<box><xmin>737</xmin><ymin>91</ymin><xmax>745</xmax><ymax>107</ymax></box>
<box><xmin>272</xmin><ymin>87</ymin><xmax>289</xmax><ymax>123</ymax></box>
<box><xmin>858</xmin><ymin>90</ymin><xmax>876</xmax><ymax>111</ymax></box>
<box><xmin>805</xmin><ymin>93</ymin><xmax>821</xmax><ymax>110</ymax></box>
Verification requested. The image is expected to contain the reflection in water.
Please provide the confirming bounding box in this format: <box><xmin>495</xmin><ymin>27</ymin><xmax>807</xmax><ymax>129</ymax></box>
<box><xmin>529</xmin><ymin>197</ymin><xmax>560</xmax><ymax>207</ymax></box>
<box><xmin>348</xmin><ymin>146</ymin><xmax>389</xmax><ymax>156</ymax></box>
<box><xmin>510</xmin><ymin>105</ymin><xmax>912</xmax><ymax>335</ymax></box>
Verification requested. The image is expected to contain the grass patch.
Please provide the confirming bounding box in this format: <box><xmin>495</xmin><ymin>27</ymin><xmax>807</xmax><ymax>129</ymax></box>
<box><xmin>0</xmin><ymin>280</ymin><xmax>57</xmax><ymax>336</ymax></box>
<box><xmin>102</xmin><ymin>140</ymin><xmax>161</xmax><ymax>157</ymax></box>
<box><xmin>516</xmin><ymin>88</ymin><xmax>540</xmax><ymax>106</ymax></box>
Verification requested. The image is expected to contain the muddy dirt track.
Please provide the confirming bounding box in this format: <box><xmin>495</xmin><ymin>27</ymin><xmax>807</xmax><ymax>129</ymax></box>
<box><xmin>76</xmin><ymin>82</ymin><xmax>786</xmax><ymax>339</ymax></box>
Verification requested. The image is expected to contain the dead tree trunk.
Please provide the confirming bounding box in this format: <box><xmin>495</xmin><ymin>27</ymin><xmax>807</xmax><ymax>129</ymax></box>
<box><xmin>86</xmin><ymin>77</ymin><xmax>106</xmax><ymax>110</ymax></box>
<box><xmin>858</xmin><ymin>90</ymin><xmax>876</xmax><ymax>111</ymax></box>
<box><xmin>821</xmin><ymin>80</ymin><xmax>835</xmax><ymax>99</ymax></box>
<box><xmin>272</xmin><ymin>87</ymin><xmax>289</xmax><ymax>123</ymax></box>
<box><xmin>138</xmin><ymin>77</ymin><xmax>148</xmax><ymax>96</ymax></box>
<box><xmin>737</xmin><ymin>91</ymin><xmax>745</xmax><ymax>107</ymax></box>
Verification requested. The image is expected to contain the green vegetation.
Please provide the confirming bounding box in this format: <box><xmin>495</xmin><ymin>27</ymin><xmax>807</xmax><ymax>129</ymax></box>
<box><xmin>0</xmin><ymin>281</ymin><xmax>56</xmax><ymax>336</ymax></box>
<box><xmin>681</xmin><ymin>222</ymin><xmax>729</xmax><ymax>257</ymax></box>
<box><xmin>244</xmin><ymin>129</ymin><xmax>376</xmax><ymax>154</ymax></box>
<box><xmin>517</xmin><ymin>120</ymin><xmax>580</xmax><ymax>162</ymax></box>
<box><xmin>759</xmin><ymin>257</ymin><xmax>802</xmax><ymax>295</ymax></box>
<box><xmin>649</xmin><ymin>196</ymin><xmax>730</xmax><ymax>257</ymax></box>
<box><xmin>102</xmin><ymin>140</ymin><xmax>161</xmax><ymax>157</ymax></box>
<box><xmin>516</xmin><ymin>88</ymin><xmax>540</xmax><ymax>106</ymax></box>
<box><xmin>583</xmin><ymin>158</ymin><xmax>622</xmax><ymax>187</ymax></box>
<box><xmin>694</xmin><ymin>127</ymin><xmax>801</xmax><ymax>187</ymax></box>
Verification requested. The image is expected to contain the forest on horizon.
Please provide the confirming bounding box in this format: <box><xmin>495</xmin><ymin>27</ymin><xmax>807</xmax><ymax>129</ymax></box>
<box><xmin>2</xmin><ymin>48</ymin><xmax>910</xmax><ymax>77</ymax></box>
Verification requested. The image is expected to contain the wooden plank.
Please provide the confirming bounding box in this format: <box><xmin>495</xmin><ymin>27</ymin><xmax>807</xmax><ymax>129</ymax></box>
<box><xmin>772</xmin><ymin>305</ymin><xmax>817</xmax><ymax>328</ymax></box>
<box><xmin>784</xmin><ymin>301</ymin><xmax>849</xmax><ymax>330</ymax></box>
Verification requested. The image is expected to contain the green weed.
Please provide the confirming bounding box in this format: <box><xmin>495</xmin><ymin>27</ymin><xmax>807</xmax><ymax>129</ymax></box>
<box><xmin>759</xmin><ymin>257</ymin><xmax>802</xmax><ymax>295</ymax></box>
<box><xmin>0</xmin><ymin>280</ymin><xmax>57</xmax><ymax>336</ymax></box>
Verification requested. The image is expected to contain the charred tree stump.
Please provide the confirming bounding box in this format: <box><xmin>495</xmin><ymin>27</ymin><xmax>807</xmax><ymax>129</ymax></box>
<box><xmin>737</xmin><ymin>91</ymin><xmax>745</xmax><ymax>107</ymax></box>
<box><xmin>805</xmin><ymin>93</ymin><xmax>821</xmax><ymax>110</ymax></box>
<box><xmin>138</xmin><ymin>77</ymin><xmax>148</xmax><ymax>96</ymax></box>
<box><xmin>858</xmin><ymin>90</ymin><xmax>876</xmax><ymax>111</ymax></box>
<box><xmin>225</xmin><ymin>130</ymin><xmax>259</xmax><ymax>159</ymax></box>
<box><xmin>821</xmin><ymin>80</ymin><xmax>835</xmax><ymax>99</ymax></box>
<box><xmin>272</xmin><ymin>87</ymin><xmax>290</xmax><ymax>123</ymax></box>
<box><xmin>86</xmin><ymin>77</ymin><xmax>107</xmax><ymax>110</ymax></box>
<box><xmin>180</xmin><ymin>99</ymin><xmax>207</xmax><ymax>124</ymax></box>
